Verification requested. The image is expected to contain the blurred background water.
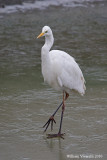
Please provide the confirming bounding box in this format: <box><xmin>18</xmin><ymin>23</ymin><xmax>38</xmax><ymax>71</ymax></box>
<box><xmin>0</xmin><ymin>0</ymin><xmax>107</xmax><ymax>160</ymax></box>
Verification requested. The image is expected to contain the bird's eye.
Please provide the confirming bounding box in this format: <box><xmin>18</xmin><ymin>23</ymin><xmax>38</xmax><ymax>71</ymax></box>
<box><xmin>45</xmin><ymin>31</ymin><xmax>48</xmax><ymax>33</ymax></box>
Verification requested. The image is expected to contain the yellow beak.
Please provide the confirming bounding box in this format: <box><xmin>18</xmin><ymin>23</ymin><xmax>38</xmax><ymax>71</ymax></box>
<box><xmin>37</xmin><ymin>32</ymin><xmax>45</xmax><ymax>39</ymax></box>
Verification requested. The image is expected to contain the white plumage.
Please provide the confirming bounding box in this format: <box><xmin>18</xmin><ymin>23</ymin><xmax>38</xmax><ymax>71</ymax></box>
<box><xmin>37</xmin><ymin>26</ymin><xmax>86</xmax><ymax>138</ymax></box>
<box><xmin>38</xmin><ymin>26</ymin><xmax>86</xmax><ymax>96</ymax></box>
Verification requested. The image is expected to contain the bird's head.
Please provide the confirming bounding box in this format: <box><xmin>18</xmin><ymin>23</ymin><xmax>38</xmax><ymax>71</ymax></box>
<box><xmin>37</xmin><ymin>26</ymin><xmax>52</xmax><ymax>39</ymax></box>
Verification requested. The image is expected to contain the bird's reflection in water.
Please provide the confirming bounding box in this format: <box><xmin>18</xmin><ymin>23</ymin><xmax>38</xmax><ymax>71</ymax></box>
<box><xmin>44</xmin><ymin>137</ymin><xmax>66</xmax><ymax>160</ymax></box>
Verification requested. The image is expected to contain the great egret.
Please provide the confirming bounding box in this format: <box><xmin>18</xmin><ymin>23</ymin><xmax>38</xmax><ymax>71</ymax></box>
<box><xmin>37</xmin><ymin>26</ymin><xmax>86</xmax><ymax>139</ymax></box>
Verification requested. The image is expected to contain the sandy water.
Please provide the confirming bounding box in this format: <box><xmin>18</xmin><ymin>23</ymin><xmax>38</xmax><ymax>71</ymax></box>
<box><xmin>0</xmin><ymin>3</ymin><xmax>107</xmax><ymax>160</ymax></box>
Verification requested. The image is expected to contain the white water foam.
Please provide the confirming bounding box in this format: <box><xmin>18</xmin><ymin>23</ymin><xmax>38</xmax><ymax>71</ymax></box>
<box><xmin>0</xmin><ymin>0</ymin><xmax>106</xmax><ymax>14</ymax></box>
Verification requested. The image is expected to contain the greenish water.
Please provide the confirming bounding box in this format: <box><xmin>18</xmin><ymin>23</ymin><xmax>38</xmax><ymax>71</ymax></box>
<box><xmin>0</xmin><ymin>4</ymin><xmax>107</xmax><ymax>160</ymax></box>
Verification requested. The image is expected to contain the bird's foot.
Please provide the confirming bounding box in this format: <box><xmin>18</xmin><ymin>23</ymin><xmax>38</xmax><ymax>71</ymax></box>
<box><xmin>47</xmin><ymin>133</ymin><xmax>65</xmax><ymax>139</ymax></box>
<box><xmin>43</xmin><ymin>116</ymin><xmax>56</xmax><ymax>132</ymax></box>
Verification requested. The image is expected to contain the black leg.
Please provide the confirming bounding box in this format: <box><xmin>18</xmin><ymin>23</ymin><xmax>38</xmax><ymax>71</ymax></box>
<box><xmin>52</xmin><ymin>101</ymin><xmax>63</xmax><ymax>117</ymax></box>
<box><xmin>47</xmin><ymin>92</ymin><xmax>66</xmax><ymax>139</ymax></box>
<box><xmin>58</xmin><ymin>104</ymin><xmax>65</xmax><ymax>135</ymax></box>
<box><xmin>43</xmin><ymin>101</ymin><xmax>63</xmax><ymax>132</ymax></box>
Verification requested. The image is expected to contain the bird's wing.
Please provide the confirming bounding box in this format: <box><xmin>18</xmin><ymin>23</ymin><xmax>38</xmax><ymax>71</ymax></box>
<box><xmin>50</xmin><ymin>50</ymin><xmax>86</xmax><ymax>95</ymax></box>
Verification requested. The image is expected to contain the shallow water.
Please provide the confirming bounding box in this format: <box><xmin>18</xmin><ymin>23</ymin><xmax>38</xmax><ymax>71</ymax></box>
<box><xmin>0</xmin><ymin>2</ymin><xmax>107</xmax><ymax>160</ymax></box>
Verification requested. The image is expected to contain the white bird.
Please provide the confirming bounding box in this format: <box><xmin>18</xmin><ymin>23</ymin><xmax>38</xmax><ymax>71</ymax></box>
<box><xmin>37</xmin><ymin>26</ymin><xmax>86</xmax><ymax>139</ymax></box>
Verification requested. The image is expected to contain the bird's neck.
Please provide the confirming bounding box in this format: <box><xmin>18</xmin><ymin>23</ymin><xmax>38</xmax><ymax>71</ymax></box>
<box><xmin>43</xmin><ymin>34</ymin><xmax>54</xmax><ymax>52</ymax></box>
<box><xmin>41</xmin><ymin>33</ymin><xmax>54</xmax><ymax>68</ymax></box>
